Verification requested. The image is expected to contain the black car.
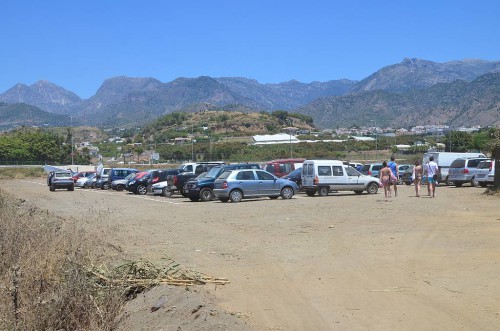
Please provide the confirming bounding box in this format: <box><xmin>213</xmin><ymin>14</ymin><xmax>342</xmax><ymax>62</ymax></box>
<box><xmin>401</xmin><ymin>165</ymin><xmax>415</xmax><ymax>185</ymax></box>
<box><xmin>183</xmin><ymin>163</ymin><xmax>261</xmax><ymax>202</ymax></box>
<box><xmin>126</xmin><ymin>171</ymin><xmax>151</xmax><ymax>195</ymax></box>
<box><xmin>281</xmin><ymin>167</ymin><xmax>302</xmax><ymax>188</ymax></box>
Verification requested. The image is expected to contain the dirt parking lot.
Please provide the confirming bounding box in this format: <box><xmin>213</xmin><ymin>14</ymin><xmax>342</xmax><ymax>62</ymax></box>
<box><xmin>2</xmin><ymin>178</ymin><xmax>500</xmax><ymax>330</ymax></box>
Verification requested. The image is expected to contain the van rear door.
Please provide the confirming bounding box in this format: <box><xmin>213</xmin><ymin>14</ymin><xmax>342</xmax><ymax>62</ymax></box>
<box><xmin>302</xmin><ymin>162</ymin><xmax>315</xmax><ymax>187</ymax></box>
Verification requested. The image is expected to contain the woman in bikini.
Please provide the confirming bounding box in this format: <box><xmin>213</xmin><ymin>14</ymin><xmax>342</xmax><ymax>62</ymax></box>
<box><xmin>379</xmin><ymin>161</ymin><xmax>393</xmax><ymax>198</ymax></box>
<box><xmin>413</xmin><ymin>161</ymin><xmax>423</xmax><ymax>197</ymax></box>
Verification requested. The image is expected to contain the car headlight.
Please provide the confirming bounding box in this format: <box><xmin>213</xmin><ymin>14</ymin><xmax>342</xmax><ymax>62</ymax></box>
<box><xmin>129</xmin><ymin>180</ymin><xmax>136</xmax><ymax>185</ymax></box>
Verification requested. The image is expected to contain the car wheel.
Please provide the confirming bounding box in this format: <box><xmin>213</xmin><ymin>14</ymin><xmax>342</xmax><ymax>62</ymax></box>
<box><xmin>479</xmin><ymin>182</ymin><xmax>488</xmax><ymax>188</ymax></box>
<box><xmin>180</xmin><ymin>188</ymin><xmax>188</xmax><ymax>197</ymax></box>
<box><xmin>471</xmin><ymin>177</ymin><xmax>479</xmax><ymax>187</ymax></box>
<box><xmin>445</xmin><ymin>176</ymin><xmax>452</xmax><ymax>186</ymax></box>
<box><xmin>229</xmin><ymin>189</ymin><xmax>243</xmax><ymax>203</ymax></box>
<box><xmin>354</xmin><ymin>190</ymin><xmax>363</xmax><ymax>195</ymax></box>
<box><xmin>318</xmin><ymin>186</ymin><xmax>329</xmax><ymax>196</ymax></box>
<box><xmin>454</xmin><ymin>182</ymin><xmax>463</xmax><ymax>188</ymax></box>
<box><xmin>68</xmin><ymin>185</ymin><xmax>74</xmax><ymax>191</ymax></box>
<box><xmin>136</xmin><ymin>184</ymin><xmax>147</xmax><ymax>195</ymax></box>
<box><xmin>306</xmin><ymin>190</ymin><xmax>316</xmax><ymax>197</ymax></box>
<box><xmin>280</xmin><ymin>186</ymin><xmax>294</xmax><ymax>199</ymax></box>
<box><xmin>366</xmin><ymin>182</ymin><xmax>378</xmax><ymax>194</ymax></box>
<box><xmin>162</xmin><ymin>187</ymin><xmax>172</xmax><ymax>197</ymax></box>
<box><xmin>219</xmin><ymin>197</ymin><xmax>229</xmax><ymax>202</ymax></box>
<box><xmin>116</xmin><ymin>185</ymin><xmax>125</xmax><ymax>191</ymax></box>
<box><xmin>50</xmin><ymin>184</ymin><xmax>55</xmax><ymax>192</ymax></box>
<box><xmin>189</xmin><ymin>197</ymin><xmax>199</xmax><ymax>202</ymax></box>
<box><xmin>199</xmin><ymin>188</ymin><xmax>214</xmax><ymax>202</ymax></box>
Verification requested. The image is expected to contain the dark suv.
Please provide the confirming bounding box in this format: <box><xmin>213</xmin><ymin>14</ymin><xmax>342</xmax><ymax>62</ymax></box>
<box><xmin>183</xmin><ymin>163</ymin><xmax>261</xmax><ymax>201</ymax></box>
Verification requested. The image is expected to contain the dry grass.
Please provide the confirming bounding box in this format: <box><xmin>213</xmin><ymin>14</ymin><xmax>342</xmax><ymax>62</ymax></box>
<box><xmin>0</xmin><ymin>190</ymin><xmax>123</xmax><ymax>330</ymax></box>
<box><xmin>0</xmin><ymin>167</ymin><xmax>45</xmax><ymax>180</ymax></box>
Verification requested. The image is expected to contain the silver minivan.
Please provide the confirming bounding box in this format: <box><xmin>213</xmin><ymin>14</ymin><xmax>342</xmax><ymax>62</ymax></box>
<box><xmin>448</xmin><ymin>157</ymin><xmax>489</xmax><ymax>187</ymax></box>
<box><xmin>474</xmin><ymin>160</ymin><xmax>495</xmax><ymax>187</ymax></box>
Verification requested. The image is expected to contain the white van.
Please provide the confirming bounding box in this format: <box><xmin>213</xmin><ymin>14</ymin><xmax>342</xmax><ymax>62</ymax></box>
<box><xmin>301</xmin><ymin>160</ymin><xmax>380</xmax><ymax>196</ymax></box>
<box><xmin>423</xmin><ymin>152</ymin><xmax>486</xmax><ymax>184</ymax></box>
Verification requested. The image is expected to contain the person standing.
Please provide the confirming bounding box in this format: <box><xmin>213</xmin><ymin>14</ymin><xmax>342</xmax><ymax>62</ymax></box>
<box><xmin>379</xmin><ymin>161</ymin><xmax>393</xmax><ymax>198</ymax></box>
<box><xmin>388</xmin><ymin>156</ymin><xmax>399</xmax><ymax>197</ymax></box>
<box><xmin>412</xmin><ymin>161</ymin><xmax>423</xmax><ymax>197</ymax></box>
<box><xmin>425</xmin><ymin>156</ymin><xmax>439</xmax><ymax>198</ymax></box>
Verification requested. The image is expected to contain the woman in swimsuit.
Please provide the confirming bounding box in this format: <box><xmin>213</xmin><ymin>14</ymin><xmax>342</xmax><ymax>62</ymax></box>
<box><xmin>379</xmin><ymin>161</ymin><xmax>393</xmax><ymax>198</ymax></box>
<box><xmin>413</xmin><ymin>161</ymin><xmax>423</xmax><ymax>197</ymax></box>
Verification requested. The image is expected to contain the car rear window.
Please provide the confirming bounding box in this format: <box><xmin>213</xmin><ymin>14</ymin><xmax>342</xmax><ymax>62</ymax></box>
<box><xmin>360</xmin><ymin>165</ymin><xmax>370</xmax><ymax>172</ymax></box>
<box><xmin>372</xmin><ymin>165</ymin><xmax>382</xmax><ymax>171</ymax></box>
<box><xmin>477</xmin><ymin>161</ymin><xmax>492</xmax><ymax>169</ymax></box>
<box><xmin>450</xmin><ymin>159</ymin><xmax>466</xmax><ymax>168</ymax></box>
<box><xmin>467</xmin><ymin>159</ymin><xmax>485</xmax><ymax>168</ymax></box>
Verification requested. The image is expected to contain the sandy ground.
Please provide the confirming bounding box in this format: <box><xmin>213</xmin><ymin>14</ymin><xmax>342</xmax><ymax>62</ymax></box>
<box><xmin>2</xmin><ymin>178</ymin><xmax>500</xmax><ymax>330</ymax></box>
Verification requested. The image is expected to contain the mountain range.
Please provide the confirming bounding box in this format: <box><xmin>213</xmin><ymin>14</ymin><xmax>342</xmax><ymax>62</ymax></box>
<box><xmin>1</xmin><ymin>58</ymin><xmax>499</xmax><ymax>129</ymax></box>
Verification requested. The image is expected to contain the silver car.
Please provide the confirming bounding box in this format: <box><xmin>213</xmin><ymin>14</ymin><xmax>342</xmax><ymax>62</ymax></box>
<box><xmin>213</xmin><ymin>169</ymin><xmax>299</xmax><ymax>203</ymax></box>
<box><xmin>448</xmin><ymin>157</ymin><xmax>489</xmax><ymax>187</ymax></box>
<box><xmin>474</xmin><ymin>160</ymin><xmax>495</xmax><ymax>187</ymax></box>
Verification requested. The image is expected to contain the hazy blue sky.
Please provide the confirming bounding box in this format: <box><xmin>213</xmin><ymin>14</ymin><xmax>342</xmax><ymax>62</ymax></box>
<box><xmin>1</xmin><ymin>0</ymin><xmax>498</xmax><ymax>98</ymax></box>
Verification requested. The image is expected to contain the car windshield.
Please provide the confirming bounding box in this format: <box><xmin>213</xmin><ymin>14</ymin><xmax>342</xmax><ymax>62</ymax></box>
<box><xmin>125</xmin><ymin>173</ymin><xmax>136</xmax><ymax>180</ymax></box>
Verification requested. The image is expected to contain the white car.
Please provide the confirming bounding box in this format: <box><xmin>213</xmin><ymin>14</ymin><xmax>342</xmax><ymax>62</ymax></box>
<box><xmin>76</xmin><ymin>173</ymin><xmax>96</xmax><ymax>188</ymax></box>
<box><xmin>151</xmin><ymin>181</ymin><xmax>172</xmax><ymax>197</ymax></box>
<box><xmin>474</xmin><ymin>159</ymin><xmax>495</xmax><ymax>187</ymax></box>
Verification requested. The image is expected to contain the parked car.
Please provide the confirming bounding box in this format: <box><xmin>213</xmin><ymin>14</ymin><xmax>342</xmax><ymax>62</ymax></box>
<box><xmin>448</xmin><ymin>157</ymin><xmax>489</xmax><ymax>187</ymax></box>
<box><xmin>183</xmin><ymin>163</ymin><xmax>261</xmax><ymax>201</ymax></box>
<box><xmin>213</xmin><ymin>169</ymin><xmax>299</xmax><ymax>203</ymax></box>
<box><xmin>168</xmin><ymin>163</ymin><xmax>223</xmax><ymax>197</ymax></box>
<box><xmin>264</xmin><ymin>158</ymin><xmax>305</xmax><ymax>178</ymax></box>
<box><xmin>401</xmin><ymin>166</ymin><xmax>415</xmax><ymax>185</ymax></box>
<box><xmin>397</xmin><ymin>164</ymin><xmax>411</xmax><ymax>184</ymax></box>
<box><xmin>148</xmin><ymin>169</ymin><xmax>182</xmax><ymax>195</ymax></box>
<box><xmin>423</xmin><ymin>152</ymin><xmax>486</xmax><ymax>184</ymax></box>
<box><xmin>72</xmin><ymin>171</ymin><xmax>96</xmax><ymax>183</ymax></box>
<box><xmin>281</xmin><ymin>167</ymin><xmax>303</xmax><ymax>188</ymax></box>
<box><xmin>473</xmin><ymin>159</ymin><xmax>495</xmax><ymax>187</ymax></box>
<box><xmin>111</xmin><ymin>172</ymin><xmax>138</xmax><ymax>191</ymax></box>
<box><xmin>301</xmin><ymin>160</ymin><xmax>379</xmax><ymax>196</ymax></box>
<box><xmin>76</xmin><ymin>173</ymin><xmax>96</xmax><ymax>188</ymax></box>
<box><xmin>48</xmin><ymin>171</ymin><xmax>74</xmax><ymax>191</ymax></box>
<box><xmin>349</xmin><ymin>163</ymin><xmax>364</xmax><ymax>171</ymax></box>
<box><xmin>126</xmin><ymin>171</ymin><xmax>151</xmax><ymax>195</ymax></box>
<box><xmin>106</xmin><ymin>168</ymin><xmax>139</xmax><ymax>189</ymax></box>
<box><xmin>94</xmin><ymin>167</ymin><xmax>111</xmax><ymax>189</ymax></box>
<box><xmin>359</xmin><ymin>163</ymin><xmax>383</xmax><ymax>178</ymax></box>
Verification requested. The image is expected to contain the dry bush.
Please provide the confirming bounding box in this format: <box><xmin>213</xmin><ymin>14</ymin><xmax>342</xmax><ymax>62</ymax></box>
<box><xmin>0</xmin><ymin>190</ymin><xmax>124</xmax><ymax>330</ymax></box>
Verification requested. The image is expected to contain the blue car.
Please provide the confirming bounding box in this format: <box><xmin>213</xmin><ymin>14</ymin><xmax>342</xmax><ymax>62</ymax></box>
<box><xmin>213</xmin><ymin>169</ymin><xmax>299</xmax><ymax>203</ymax></box>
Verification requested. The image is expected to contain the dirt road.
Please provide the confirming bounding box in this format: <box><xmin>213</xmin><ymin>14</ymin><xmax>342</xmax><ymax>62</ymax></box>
<box><xmin>2</xmin><ymin>178</ymin><xmax>500</xmax><ymax>330</ymax></box>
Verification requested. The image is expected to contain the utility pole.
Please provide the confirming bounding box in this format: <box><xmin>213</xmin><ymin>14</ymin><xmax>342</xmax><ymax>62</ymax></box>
<box><xmin>191</xmin><ymin>123</ymin><xmax>194</xmax><ymax>161</ymax></box>
<box><xmin>70</xmin><ymin>116</ymin><xmax>74</xmax><ymax>165</ymax></box>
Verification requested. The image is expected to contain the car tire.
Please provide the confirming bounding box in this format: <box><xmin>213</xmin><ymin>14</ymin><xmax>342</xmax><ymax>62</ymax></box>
<box><xmin>189</xmin><ymin>197</ymin><xmax>199</xmax><ymax>202</ymax></box>
<box><xmin>471</xmin><ymin>177</ymin><xmax>479</xmax><ymax>187</ymax></box>
<box><xmin>136</xmin><ymin>184</ymin><xmax>147</xmax><ymax>195</ymax></box>
<box><xmin>445</xmin><ymin>176</ymin><xmax>452</xmax><ymax>186</ymax></box>
<box><xmin>50</xmin><ymin>184</ymin><xmax>55</xmax><ymax>192</ymax></box>
<box><xmin>366</xmin><ymin>182</ymin><xmax>378</xmax><ymax>194</ymax></box>
<box><xmin>454</xmin><ymin>182</ymin><xmax>463</xmax><ymax>188</ymax></box>
<box><xmin>116</xmin><ymin>185</ymin><xmax>125</xmax><ymax>191</ymax></box>
<box><xmin>354</xmin><ymin>190</ymin><xmax>363</xmax><ymax>195</ymax></box>
<box><xmin>219</xmin><ymin>197</ymin><xmax>229</xmax><ymax>202</ymax></box>
<box><xmin>199</xmin><ymin>188</ymin><xmax>214</xmax><ymax>202</ymax></box>
<box><xmin>229</xmin><ymin>189</ymin><xmax>243</xmax><ymax>203</ymax></box>
<box><xmin>306</xmin><ymin>190</ymin><xmax>316</xmax><ymax>197</ymax></box>
<box><xmin>280</xmin><ymin>186</ymin><xmax>294</xmax><ymax>199</ymax></box>
<box><xmin>68</xmin><ymin>185</ymin><xmax>74</xmax><ymax>191</ymax></box>
<box><xmin>162</xmin><ymin>187</ymin><xmax>172</xmax><ymax>197</ymax></box>
<box><xmin>102</xmin><ymin>183</ymin><xmax>110</xmax><ymax>190</ymax></box>
<box><xmin>318</xmin><ymin>186</ymin><xmax>329</xmax><ymax>196</ymax></box>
